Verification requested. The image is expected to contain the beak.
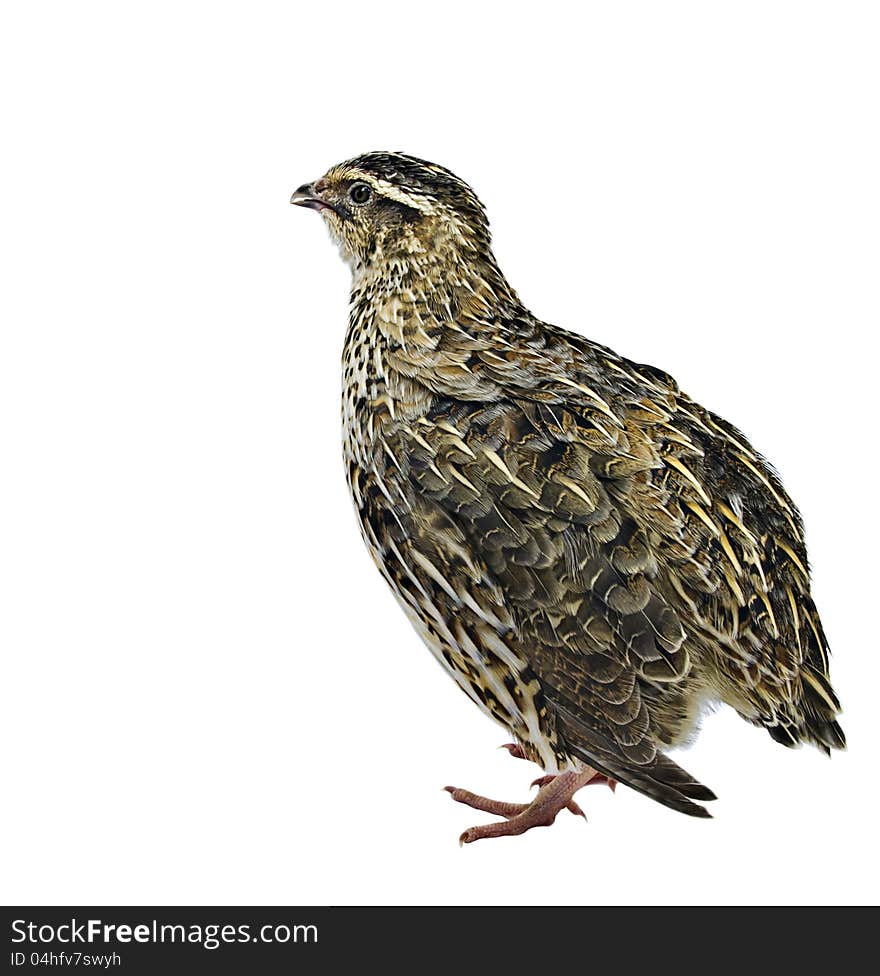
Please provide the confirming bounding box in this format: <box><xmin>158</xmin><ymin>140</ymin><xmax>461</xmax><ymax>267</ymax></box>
<box><xmin>290</xmin><ymin>181</ymin><xmax>336</xmax><ymax>214</ymax></box>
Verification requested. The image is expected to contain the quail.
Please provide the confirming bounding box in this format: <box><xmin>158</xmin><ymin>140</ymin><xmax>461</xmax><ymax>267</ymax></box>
<box><xmin>291</xmin><ymin>152</ymin><xmax>844</xmax><ymax>844</ymax></box>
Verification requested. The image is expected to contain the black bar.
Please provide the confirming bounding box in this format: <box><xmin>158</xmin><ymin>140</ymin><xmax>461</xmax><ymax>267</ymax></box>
<box><xmin>0</xmin><ymin>906</ymin><xmax>873</xmax><ymax>973</ymax></box>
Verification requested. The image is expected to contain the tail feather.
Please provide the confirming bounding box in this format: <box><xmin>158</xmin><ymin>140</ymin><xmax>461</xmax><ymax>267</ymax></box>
<box><xmin>558</xmin><ymin>710</ymin><xmax>716</xmax><ymax>818</ymax></box>
<box><xmin>789</xmin><ymin>604</ymin><xmax>845</xmax><ymax>751</ymax></box>
<box><xmin>581</xmin><ymin>750</ymin><xmax>714</xmax><ymax>819</ymax></box>
<box><xmin>766</xmin><ymin>669</ymin><xmax>846</xmax><ymax>753</ymax></box>
<box><xmin>763</xmin><ymin>595</ymin><xmax>845</xmax><ymax>754</ymax></box>
<box><xmin>801</xmin><ymin>667</ymin><xmax>846</xmax><ymax>748</ymax></box>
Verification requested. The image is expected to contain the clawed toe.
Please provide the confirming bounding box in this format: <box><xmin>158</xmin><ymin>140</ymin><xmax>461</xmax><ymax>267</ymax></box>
<box><xmin>448</xmin><ymin>766</ymin><xmax>608</xmax><ymax>843</ymax></box>
<box><xmin>566</xmin><ymin>799</ymin><xmax>586</xmax><ymax>819</ymax></box>
<box><xmin>444</xmin><ymin>785</ymin><xmax>527</xmax><ymax>819</ymax></box>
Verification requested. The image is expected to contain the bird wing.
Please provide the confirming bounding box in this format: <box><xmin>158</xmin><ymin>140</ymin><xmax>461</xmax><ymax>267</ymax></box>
<box><xmin>394</xmin><ymin>385</ymin><xmax>717</xmax><ymax>817</ymax></box>
<box><xmin>384</xmin><ymin>307</ymin><xmax>841</xmax><ymax>813</ymax></box>
<box><xmin>389</xmin><ymin>306</ymin><xmax>842</xmax><ymax>744</ymax></box>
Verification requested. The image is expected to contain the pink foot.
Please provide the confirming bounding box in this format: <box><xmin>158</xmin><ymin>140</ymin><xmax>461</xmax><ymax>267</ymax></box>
<box><xmin>445</xmin><ymin>767</ymin><xmax>609</xmax><ymax>844</ymax></box>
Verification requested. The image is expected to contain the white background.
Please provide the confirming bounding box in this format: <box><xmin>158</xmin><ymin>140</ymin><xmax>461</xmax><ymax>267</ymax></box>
<box><xmin>2</xmin><ymin>1</ymin><xmax>878</xmax><ymax>906</ymax></box>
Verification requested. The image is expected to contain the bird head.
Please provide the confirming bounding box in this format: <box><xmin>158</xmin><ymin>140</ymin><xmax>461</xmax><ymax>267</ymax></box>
<box><xmin>291</xmin><ymin>152</ymin><xmax>493</xmax><ymax>279</ymax></box>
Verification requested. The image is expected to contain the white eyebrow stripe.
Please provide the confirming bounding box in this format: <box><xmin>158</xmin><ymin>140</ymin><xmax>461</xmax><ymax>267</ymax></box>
<box><xmin>349</xmin><ymin>172</ymin><xmax>433</xmax><ymax>213</ymax></box>
<box><xmin>374</xmin><ymin>178</ymin><xmax>433</xmax><ymax>212</ymax></box>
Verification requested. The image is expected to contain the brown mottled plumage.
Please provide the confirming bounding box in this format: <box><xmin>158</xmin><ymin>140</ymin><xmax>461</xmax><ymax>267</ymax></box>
<box><xmin>291</xmin><ymin>152</ymin><xmax>844</xmax><ymax>842</ymax></box>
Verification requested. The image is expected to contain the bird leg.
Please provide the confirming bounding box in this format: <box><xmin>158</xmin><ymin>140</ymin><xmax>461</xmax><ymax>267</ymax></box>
<box><xmin>501</xmin><ymin>742</ymin><xmax>617</xmax><ymax>792</ymax></box>
<box><xmin>445</xmin><ymin>766</ymin><xmax>606</xmax><ymax>845</ymax></box>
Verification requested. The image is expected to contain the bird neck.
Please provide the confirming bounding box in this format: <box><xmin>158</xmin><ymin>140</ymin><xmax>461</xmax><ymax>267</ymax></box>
<box><xmin>343</xmin><ymin>249</ymin><xmax>526</xmax><ymax>413</ymax></box>
<box><xmin>350</xmin><ymin>247</ymin><xmax>521</xmax><ymax>338</ymax></box>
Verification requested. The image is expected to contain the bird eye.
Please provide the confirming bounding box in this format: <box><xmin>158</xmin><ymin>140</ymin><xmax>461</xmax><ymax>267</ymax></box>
<box><xmin>349</xmin><ymin>182</ymin><xmax>372</xmax><ymax>205</ymax></box>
